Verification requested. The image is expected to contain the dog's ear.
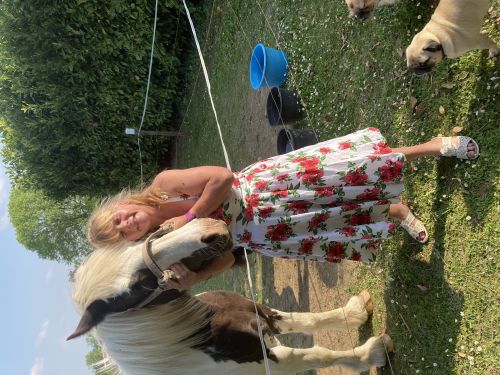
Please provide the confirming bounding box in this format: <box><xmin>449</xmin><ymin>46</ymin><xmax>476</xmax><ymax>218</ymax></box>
<box><xmin>424</xmin><ymin>41</ymin><xmax>442</xmax><ymax>52</ymax></box>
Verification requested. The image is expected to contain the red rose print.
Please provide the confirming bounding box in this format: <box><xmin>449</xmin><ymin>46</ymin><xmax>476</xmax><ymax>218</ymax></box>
<box><xmin>319</xmin><ymin>147</ymin><xmax>332</xmax><ymax>154</ymax></box>
<box><xmin>298</xmin><ymin>167</ymin><xmax>324</xmax><ymax>185</ymax></box>
<box><xmin>357</xmin><ymin>187</ymin><xmax>381</xmax><ymax>201</ymax></box>
<box><xmin>240</xmin><ymin>231</ymin><xmax>252</xmax><ymax>243</ymax></box>
<box><xmin>361</xmin><ymin>233</ymin><xmax>373</xmax><ymax>239</ymax></box>
<box><xmin>255</xmin><ymin>180</ymin><xmax>268</xmax><ymax>190</ymax></box>
<box><xmin>341</xmin><ymin>226</ymin><xmax>356</xmax><ymax>236</ymax></box>
<box><xmin>373</xmin><ymin>141</ymin><xmax>392</xmax><ymax>155</ymax></box>
<box><xmin>349</xmin><ymin>212</ymin><xmax>371</xmax><ymax>226</ymax></box>
<box><xmin>388</xmin><ymin>222</ymin><xmax>398</xmax><ymax>234</ymax></box>
<box><xmin>315</xmin><ymin>186</ymin><xmax>334</xmax><ymax>197</ymax></box>
<box><xmin>276</xmin><ymin>173</ymin><xmax>289</xmax><ymax>182</ymax></box>
<box><xmin>291</xmin><ymin>156</ymin><xmax>308</xmax><ymax>164</ymax></box>
<box><xmin>233</xmin><ymin>179</ymin><xmax>240</xmax><ymax>187</ymax></box>
<box><xmin>272</xmin><ymin>189</ymin><xmax>288</xmax><ymax>197</ymax></box>
<box><xmin>368</xmin><ymin>127</ymin><xmax>379</xmax><ymax>132</ymax></box>
<box><xmin>350</xmin><ymin>251</ymin><xmax>362</xmax><ymax>261</ymax></box>
<box><xmin>210</xmin><ymin>207</ymin><xmax>223</xmax><ymax>219</ymax></box>
<box><xmin>339</xmin><ymin>142</ymin><xmax>352</xmax><ymax>150</ymax></box>
<box><xmin>366</xmin><ymin>240</ymin><xmax>381</xmax><ymax>250</ymax></box>
<box><xmin>299</xmin><ymin>237</ymin><xmax>319</xmax><ymax>255</ymax></box>
<box><xmin>245</xmin><ymin>193</ymin><xmax>260</xmax><ymax>208</ymax></box>
<box><xmin>258</xmin><ymin>206</ymin><xmax>274</xmax><ymax>219</ymax></box>
<box><xmin>378</xmin><ymin>159</ymin><xmax>404</xmax><ymax>182</ymax></box>
<box><xmin>343</xmin><ymin>170</ymin><xmax>368</xmax><ymax>186</ymax></box>
<box><xmin>341</xmin><ymin>203</ymin><xmax>360</xmax><ymax>212</ymax></box>
<box><xmin>266</xmin><ymin>223</ymin><xmax>293</xmax><ymax>241</ymax></box>
<box><xmin>246</xmin><ymin>173</ymin><xmax>255</xmax><ymax>182</ymax></box>
<box><xmin>308</xmin><ymin>212</ymin><xmax>329</xmax><ymax>230</ymax></box>
<box><xmin>326</xmin><ymin>242</ymin><xmax>345</xmax><ymax>263</ymax></box>
<box><xmin>300</xmin><ymin>158</ymin><xmax>320</xmax><ymax>169</ymax></box>
<box><xmin>287</xmin><ymin>200</ymin><xmax>311</xmax><ymax>215</ymax></box>
<box><xmin>244</xmin><ymin>206</ymin><xmax>254</xmax><ymax>221</ymax></box>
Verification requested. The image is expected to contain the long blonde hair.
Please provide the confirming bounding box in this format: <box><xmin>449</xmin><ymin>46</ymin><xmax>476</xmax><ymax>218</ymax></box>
<box><xmin>87</xmin><ymin>186</ymin><xmax>167</xmax><ymax>249</ymax></box>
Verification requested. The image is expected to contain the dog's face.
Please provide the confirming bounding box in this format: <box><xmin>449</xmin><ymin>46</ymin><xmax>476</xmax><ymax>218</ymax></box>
<box><xmin>345</xmin><ymin>0</ymin><xmax>376</xmax><ymax>20</ymax></box>
<box><xmin>406</xmin><ymin>33</ymin><xmax>444</xmax><ymax>75</ymax></box>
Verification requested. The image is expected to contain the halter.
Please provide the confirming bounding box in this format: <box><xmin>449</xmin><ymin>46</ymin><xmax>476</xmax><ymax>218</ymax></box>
<box><xmin>134</xmin><ymin>225</ymin><xmax>176</xmax><ymax>309</ymax></box>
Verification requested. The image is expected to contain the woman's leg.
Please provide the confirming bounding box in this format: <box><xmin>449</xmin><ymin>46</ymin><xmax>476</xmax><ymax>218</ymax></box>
<box><xmin>392</xmin><ymin>137</ymin><xmax>477</xmax><ymax>161</ymax></box>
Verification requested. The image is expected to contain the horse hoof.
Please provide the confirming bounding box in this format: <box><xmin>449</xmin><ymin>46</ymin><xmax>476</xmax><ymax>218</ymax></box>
<box><xmin>358</xmin><ymin>290</ymin><xmax>373</xmax><ymax>316</ymax></box>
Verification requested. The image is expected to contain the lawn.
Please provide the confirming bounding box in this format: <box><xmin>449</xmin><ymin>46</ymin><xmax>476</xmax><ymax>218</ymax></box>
<box><xmin>179</xmin><ymin>0</ymin><xmax>499</xmax><ymax>373</ymax></box>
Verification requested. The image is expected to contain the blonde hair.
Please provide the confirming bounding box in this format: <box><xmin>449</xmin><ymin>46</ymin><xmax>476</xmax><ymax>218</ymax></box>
<box><xmin>87</xmin><ymin>186</ymin><xmax>167</xmax><ymax>249</ymax></box>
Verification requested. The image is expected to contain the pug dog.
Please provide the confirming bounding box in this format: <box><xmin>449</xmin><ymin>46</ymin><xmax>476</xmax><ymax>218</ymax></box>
<box><xmin>406</xmin><ymin>0</ymin><xmax>499</xmax><ymax>75</ymax></box>
<box><xmin>345</xmin><ymin>0</ymin><xmax>398</xmax><ymax>21</ymax></box>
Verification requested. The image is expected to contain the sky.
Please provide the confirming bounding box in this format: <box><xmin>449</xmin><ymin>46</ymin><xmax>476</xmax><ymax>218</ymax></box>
<box><xmin>0</xmin><ymin>155</ymin><xmax>92</xmax><ymax>375</ymax></box>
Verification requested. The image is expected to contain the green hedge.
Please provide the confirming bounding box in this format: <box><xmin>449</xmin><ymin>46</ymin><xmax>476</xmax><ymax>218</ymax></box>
<box><xmin>0</xmin><ymin>0</ymin><xmax>192</xmax><ymax>199</ymax></box>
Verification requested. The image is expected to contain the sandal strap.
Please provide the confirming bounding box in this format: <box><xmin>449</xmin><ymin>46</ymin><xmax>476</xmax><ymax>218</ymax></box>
<box><xmin>400</xmin><ymin>210</ymin><xmax>428</xmax><ymax>243</ymax></box>
<box><xmin>440</xmin><ymin>136</ymin><xmax>479</xmax><ymax>160</ymax></box>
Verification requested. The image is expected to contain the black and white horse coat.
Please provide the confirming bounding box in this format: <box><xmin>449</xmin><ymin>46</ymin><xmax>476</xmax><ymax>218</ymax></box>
<box><xmin>69</xmin><ymin>219</ymin><xmax>392</xmax><ymax>374</ymax></box>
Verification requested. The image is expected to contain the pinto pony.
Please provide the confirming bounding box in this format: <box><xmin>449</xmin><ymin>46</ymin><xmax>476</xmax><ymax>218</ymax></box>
<box><xmin>68</xmin><ymin>218</ymin><xmax>392</xmax><ymax>374</ymax></box>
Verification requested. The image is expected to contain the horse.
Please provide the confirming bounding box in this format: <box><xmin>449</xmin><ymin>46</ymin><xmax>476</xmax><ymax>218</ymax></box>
<box><xmin>68</xmin><ymin>218</ymin><xmax>393</xmax><ymax>374</ymax></box>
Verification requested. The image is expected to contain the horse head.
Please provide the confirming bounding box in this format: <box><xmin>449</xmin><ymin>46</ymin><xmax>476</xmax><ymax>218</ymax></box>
<box><xmin>68</xmin><ymin>218</ymin><xmax>232</xmax><ymax>340</ymax></box>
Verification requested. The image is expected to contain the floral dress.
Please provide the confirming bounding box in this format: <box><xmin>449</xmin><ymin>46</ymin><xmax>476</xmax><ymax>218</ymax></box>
<box><xmin>209</xmin><ymin>128</ymin><xmax>405</xmax><ymax>263</ymax></box>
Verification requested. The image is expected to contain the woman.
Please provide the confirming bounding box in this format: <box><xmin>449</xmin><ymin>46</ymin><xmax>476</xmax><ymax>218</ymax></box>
<box><xmin>88</xmin><ymin>128</ymin><xmax>478</xmax><ymax>290</ymax></box>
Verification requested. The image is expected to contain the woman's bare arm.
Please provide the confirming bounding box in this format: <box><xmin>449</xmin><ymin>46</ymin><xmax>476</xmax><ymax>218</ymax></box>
<box><xmin>152</xmin><ymin>166</ymin><xmax>234</xmax><ymax>218</ymax></box>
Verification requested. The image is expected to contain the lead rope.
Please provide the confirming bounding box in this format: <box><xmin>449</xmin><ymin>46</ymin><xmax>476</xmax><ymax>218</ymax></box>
<box><xmin>182</xmin><ymin>1</ymin><xmax>270</xmax><ymax>373</ymax></box>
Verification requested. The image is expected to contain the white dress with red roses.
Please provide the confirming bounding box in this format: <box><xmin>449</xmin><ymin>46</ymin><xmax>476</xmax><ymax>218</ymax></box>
<box><xmin>209</xmin><ymin>128</ymin><xmax>405</xmax><ymax>263</ymax></box>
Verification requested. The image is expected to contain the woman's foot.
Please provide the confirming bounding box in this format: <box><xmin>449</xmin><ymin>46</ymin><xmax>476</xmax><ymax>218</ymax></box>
<box><xmin>389</xmin><ymin>203</ymin><xmax>428</xmax><ymax>243</ymax></box>
<box><xmin>400</xmin><ymin>210</ymin><xmax>429</xmax><ymax>244</ymax></box>
<box><xmin>438</xmin><ymin>136</ymin><xmax>479</xmax><ymax>160</ymax></box>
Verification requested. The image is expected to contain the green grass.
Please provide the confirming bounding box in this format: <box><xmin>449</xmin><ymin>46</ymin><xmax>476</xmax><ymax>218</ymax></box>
<box><xmin>177</xmin><ymin>0</ymin><xmax>499</xmax><ymax>373</ymax></box>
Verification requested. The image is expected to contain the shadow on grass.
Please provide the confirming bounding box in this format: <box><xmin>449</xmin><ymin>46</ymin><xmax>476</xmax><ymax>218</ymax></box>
<box><xmin>454</xmin><ymin>51</ymin><xmax>499</xmax><ymax>227</ymax></box>
<box><xmin>261</xmin><ymin>257</ymin><xmax>314</xmax><ymax>351</ymax></box>
<box><xmin>383</xmin><ymin>159</ymin><xmax>464</xmax><ymax>374</ymax></box>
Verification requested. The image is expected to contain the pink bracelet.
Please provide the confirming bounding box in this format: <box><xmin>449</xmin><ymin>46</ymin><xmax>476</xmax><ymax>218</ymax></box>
<box><xmin>185</xmin><ymin>211</ymin><xmax>196</xmax><ymax>223</ymax></box>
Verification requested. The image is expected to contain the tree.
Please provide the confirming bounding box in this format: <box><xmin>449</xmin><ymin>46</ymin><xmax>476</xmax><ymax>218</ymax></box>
<box><xmin>8</xmin><ymin>186</ymin><xmax>94</xmax><ymax>264</ymax></box>
<box><xmin>85</xmin><ymin>336</ymin><xmax>116</xmax><ymax>375</ymax></box>
<box><xmin>0</xmin><ymin>0</ymin><xmax>189</xmax><ymax>199</ymax></box>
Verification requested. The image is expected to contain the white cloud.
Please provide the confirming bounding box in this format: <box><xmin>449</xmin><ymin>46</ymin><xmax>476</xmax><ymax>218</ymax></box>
<box><xmin>29</xmin><ymin>357</ymin><xmax>44</xmax><ymax>375</ymax></box>
<box><xmin>36</xmin><ymin>320</ymin><xmax>50</xmax><ymax>347</ymax></box>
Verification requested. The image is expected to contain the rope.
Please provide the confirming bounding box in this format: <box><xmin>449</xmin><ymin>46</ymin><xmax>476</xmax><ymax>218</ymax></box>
<box><xmin>137</xmin><ymin>0</ymin><xmax>159</xmax><ymax>187</ymax></box>
<box><xmin>182</xmin><ymin>0</ymin><xmax>231</xmax><ymax>171</ymax></box>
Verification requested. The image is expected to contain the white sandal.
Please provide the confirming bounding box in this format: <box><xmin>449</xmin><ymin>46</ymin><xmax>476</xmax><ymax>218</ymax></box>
<box><xmin>440</xmin><ymin>136</ymin><xmax>479</xmax><ymax>160</ymax></box>
<box><xmin>400</xmin><ymin>210</ymin><xmax>429</xmax><ymax>244</ymax></box>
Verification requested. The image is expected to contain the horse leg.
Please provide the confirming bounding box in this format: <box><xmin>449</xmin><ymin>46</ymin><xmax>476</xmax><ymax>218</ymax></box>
<box><xmin>271</xmin><ymin>290</ymin><xmax>373</xmax><ymax>334</ymax></box>
<box><xmin>269</xmin><ymin>333</ymin><xmax>393</xmax><ymax>374</ymax></box>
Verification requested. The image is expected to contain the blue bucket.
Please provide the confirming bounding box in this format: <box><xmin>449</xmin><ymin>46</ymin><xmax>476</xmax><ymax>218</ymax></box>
<box><xmin>249</xmin><ymin>43</ymin><xmax>288</xmax><ymax>90</ymax></box>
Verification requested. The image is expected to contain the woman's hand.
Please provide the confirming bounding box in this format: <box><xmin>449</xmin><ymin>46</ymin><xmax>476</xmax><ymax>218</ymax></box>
<box><xmin>160</xmin><ymin>215</ymin><xmax>188</xmax><ymax>232</ymax></box>
<box><xmin>165</xmin><ymin>262</ymin><xmax>199</xmax><ymax>291</ymax></box>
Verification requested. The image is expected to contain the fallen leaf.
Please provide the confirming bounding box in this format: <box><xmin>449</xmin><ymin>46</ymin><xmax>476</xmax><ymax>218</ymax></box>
<box><xmin>416</xmin><ymin>283</ymin><xmax>428</xmax><ymax>292</ymax></box>
<box><xmin>439</xmin><ymin>105</ymin><xmax>445</xmax><ymax>114</ymax></box>
<box><xmin>452</xmin><ymin>126</ymin><xmax>463</xmax><ymax>133</ymax></box>
<box><xmin>441</xmin><ymin>82</ymin><xmax>455</xmax><ymax>89</ymax></box>
<box><xmin>415</xmin><ymin>101</ymin><xmax>427</xmax><ymax>113</ymax></box>
<box><xmin>410</xmin><ymin>96</ymin><xmax>418</xmax><ymax>110</ymax></box>
<box><xmin>458</xmin><ymin>352</ymin><xmax>467</xmax><ymax>358</ymax></box>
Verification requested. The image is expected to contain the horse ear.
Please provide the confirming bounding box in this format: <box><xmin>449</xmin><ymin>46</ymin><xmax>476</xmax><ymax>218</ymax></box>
<box><xmin>67</xmin><ymin>300</ymin><xmax>108</xmax><ymax>340</ymax></box>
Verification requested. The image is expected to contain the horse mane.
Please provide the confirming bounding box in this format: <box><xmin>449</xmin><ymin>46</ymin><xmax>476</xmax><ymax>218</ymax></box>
<box><xmin>72</xmin><ymin>244</ymin><xmax>143</xmax><ymax>314</ymax></box>
<box><xmin>97</xmin><ymin>295</ymin><xmax>212</xmax><ymax>375</ymax></box>
<box><xmin>72</xmin><ymin>242</ymin><xmax>213</xmax><ymax>374</ymax></box>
